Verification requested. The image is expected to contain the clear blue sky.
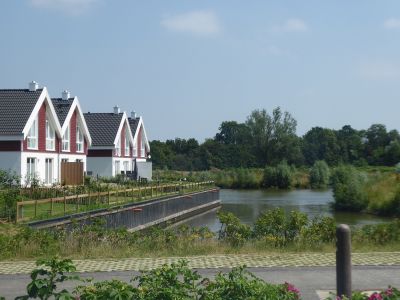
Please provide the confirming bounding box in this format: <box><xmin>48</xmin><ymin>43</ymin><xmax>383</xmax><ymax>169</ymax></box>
<box><xmin>1</xmin><ymin>1</ymin><xmax>400</xmax><ymax>141</ymax></box>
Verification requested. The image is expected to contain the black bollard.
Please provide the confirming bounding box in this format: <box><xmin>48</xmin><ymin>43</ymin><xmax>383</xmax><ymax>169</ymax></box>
<box><xmin>336</xmin><ymin>224</ymin><xmax>352</xmax><ymax>299</ymax></box>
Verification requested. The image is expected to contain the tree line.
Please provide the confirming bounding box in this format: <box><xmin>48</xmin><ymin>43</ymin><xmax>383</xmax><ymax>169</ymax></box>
<box><xmin>150</xmin><ymin>107</ymin><xmax>400</xmax><ymax>170</ymax></box>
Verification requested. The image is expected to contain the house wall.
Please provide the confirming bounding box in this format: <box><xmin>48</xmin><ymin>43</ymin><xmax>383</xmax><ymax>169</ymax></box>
<box><xmin>21</xmin><ymin>152</ymin><xmax>59</xmax><ymax>186</ymax></box>
<box><xmin>87</xmin><ymin>157</ymin><xmax>113</xmax><ymax>177</ymax></box>
<box><xmin>0</xmin><ymin>152</ymin><xmax>22</xmax><ymax>176</ymax></box>
<box><xmin>112</xmin><ymin>157</ymin><xmax>132</xmax><ymax>176</ymax></box>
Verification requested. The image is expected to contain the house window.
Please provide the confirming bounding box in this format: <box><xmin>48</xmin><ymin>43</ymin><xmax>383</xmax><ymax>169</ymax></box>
<box><xmin>62</xmin><ymin>125</ymin><xmax>70</xmax><ymax>151</ymax></box>
<box><xmin>46</xmin><ymin>119</ymin><xmax>55</xmax><ymax>151</ymax></box>
<box><xmin>27</xmin><ymin>116</ymin><xmax>38</xmax><ymax>149</ymax></box>
<box><xmin>141</xmin><ymin>132</ymin><xmax>145</xmax><ymax>157</ymax></box>
<box><xmin>76</xmin><ymin>159</ymin><xmax>82</xmax><ymax>163</ymax></box>
<box><xmin>123</xmin><ymin>161</ymin><xmax>129</xmax><ymax>172</ymax></box>
<box><xmin>115</xmin><ymin>161</ymin><xmax>120</xmax><ymax>175</ymax></box>
<box><xmin>27</xmin><ymin>157</ymin><xmax>37</xmax><ymax>182</ymax></box>
<box><xmin>61</xmin><ymin>159</ymin><xmax>68</xmax><ymax>163</ymax></box>
<box><xmin>133</xmin><ymin>140</ymin><xmax>137</xmax><ymax>157</ymax></box>
<box><xmin>76</xmin><ymin>124</ymin><xmax>84</xmax><ymax>153</ymax></box>
<box><xmin>125</xmin><ymin>132</ymin><xmax>130</xmax><ymax>157</ymax></box>
<box><xmin>115</xmin><ymin>137</ymin><xmax>121</xmax><ymax>156</ymax></box>
<box><xmin>45</xmin><ymin>158</ymin><xmax>53</xmax><ymax>185</ymax></box>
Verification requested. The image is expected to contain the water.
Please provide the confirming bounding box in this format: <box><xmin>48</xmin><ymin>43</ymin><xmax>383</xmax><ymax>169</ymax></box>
<box><xmin>183</xmin><ymin>189</ymin><xmax>390</xmax><ymax>232</ymax></box>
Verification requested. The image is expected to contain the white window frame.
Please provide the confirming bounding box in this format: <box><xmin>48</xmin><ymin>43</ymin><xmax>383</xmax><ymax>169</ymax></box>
<box><xmin>123</xmin><ymin>161</ymin><xmax>129</xmax><ymax>172</ymax></box>
<box><xmin>133</xmin><ymin>140</ymin><xmax>137</xmax><ymax>157</ymax></box>
<box><xmin>115</xmin><ymin>137</ymin><xmax>121</xmax><ymax>157</ymax></box>
<box><xmin>140</xmin><ymin>132</ymin><xmax>145</xmax><ymax>157</ymax></box>
<box><xmin>45</xmin><ymin>158</ymin><xmax>53</xmax><ymax>185</ymax></box>
<box><xmin>46</xmin><ymin>119</ymin><xmax>55</xmax><ymax>151</ymax></box>
<box><xmin>27</xmin><ymin>116</ymin><xmax>38</xmax><ymax>150</ymax></box>
<box><xmin>76</xmin><ymin>123</ymin><xmax>84</xmax><ymax>153</ymax></box>
<box><xmin>62</xmin><ymin>125</ymin><xmax>70</xmax><ymax>152</ymax></box>
<box><xmin>115</xmin><ymin>160</ymin><xmax>121</xmax><ymax>175</ymax></box>
<box><xmin>27</xmin><ymin>157</ymin><xmax>37</xmax><ymax>182</ymax></box>
<box><xmin>125</xmin><ymin>132</ymin><xmax>130</xmax><ymax>157</ymax></box>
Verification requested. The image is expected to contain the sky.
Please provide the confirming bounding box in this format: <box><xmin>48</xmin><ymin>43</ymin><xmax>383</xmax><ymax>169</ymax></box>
<box><xmin>1</xmin><ymin>1</ymin><xmax>400</xmax><ymax>141</ymax></box>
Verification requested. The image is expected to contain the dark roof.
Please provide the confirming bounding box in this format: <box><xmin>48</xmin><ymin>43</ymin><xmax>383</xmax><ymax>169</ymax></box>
<box><xmin>128</xmin><ymin>117</ymin><xmax>140</xmax><ymax>136</ymax></box>
<box><xmin>84</xmin><ymin>113</ymin><xmax>123</xmax><ymax>146</ymax></box>
<box><xmin>0</xmin><ymin>89</ymin><xmax>43</xmax><ymax>135</ymax></box>
<box><xmin>51</xmin><ymin>98</ymin><xmax>74</xmax><ymax>126</ymax></box>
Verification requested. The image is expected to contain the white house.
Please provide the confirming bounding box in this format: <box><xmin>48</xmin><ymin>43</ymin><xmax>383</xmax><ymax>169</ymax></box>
<box><xmin>0</xmin><ymin>82</ymin><xmax>91</xmax><ymax>186</ymax></box>
<box><xmin>85</xmin><ymin>108</ymin><xmax>152</xmax><ymax>180</ymax></box>
<box><xmin>85</xmin><ymin>107</ymin><xmax>135</xmax><ymax>177</ymax></box>
<box><xmin>52</xmin><ymin>91</ymin><xmax>92</xmax><ymax>170</ymax></box>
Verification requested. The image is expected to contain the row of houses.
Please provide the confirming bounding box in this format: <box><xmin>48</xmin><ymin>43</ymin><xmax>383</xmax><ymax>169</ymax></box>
<box><xmin>0</xmin><ymin>81</ymin><xmax>152</xmax><ymax>186</ymax></box>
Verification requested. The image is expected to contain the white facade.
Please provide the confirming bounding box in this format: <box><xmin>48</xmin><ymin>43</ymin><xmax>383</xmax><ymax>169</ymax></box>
<box><xmin>20</xmin><ymin>152</ymin><xmax>59</xmax><ymax>186</ymax></box>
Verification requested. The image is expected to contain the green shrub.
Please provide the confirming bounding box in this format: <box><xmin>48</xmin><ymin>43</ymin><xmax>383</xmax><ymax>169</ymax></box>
<box><xmin>218</xmin><ymin>211</ymin><xmax>251</xmax><ymax>247</ymax></box>
<box><xmin>15</xmin><ymin>258</ymin><xmax>78</xmax><ymax>300</ymax></box>
<box><xmin>263</xmin><ymin>161</ymin><xmax>294</xmax><ymax>189</ymax></box>
<box><xmin>309</xmin><ymin>160</ymin><xmax>330</xmax><ymax>189</ymax></box>
<box><xmin>253</xmin><ymin>208</ymin><xmax>308</xmax><ymax>246</ymax></box>
<box><xmin>331</xmin><ymin>165</ymin><xmax>368</xmax><ymax>212</ymax></box>
<box><xmin>203</xmin><ymin>266</ymin><xmax>300</xmax><ymax>300</ymax></box>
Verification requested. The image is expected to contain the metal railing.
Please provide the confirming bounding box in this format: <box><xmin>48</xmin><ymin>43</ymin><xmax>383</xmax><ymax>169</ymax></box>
<box><xmin>16</xmin><ymin>181</ymin><xmax>215</xmax><ymax>223</ymax></box>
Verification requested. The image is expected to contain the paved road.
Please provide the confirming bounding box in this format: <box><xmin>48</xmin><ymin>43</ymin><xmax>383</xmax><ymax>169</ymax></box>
<box><xmin>1</xmin><ymin>265</ymin><xmax>400</xmax><ymax>300</ymax></box>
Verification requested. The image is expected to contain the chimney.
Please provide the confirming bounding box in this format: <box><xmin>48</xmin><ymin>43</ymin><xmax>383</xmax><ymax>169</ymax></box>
<box><xmin>62</xmin><ymin>90</ymin><xmax>70</xmax><ymax>100</ymax></box>
<box><xmin>131</xmin><ymin>111</ymin><xmax>137</xmax><ymax>119</ymax></box>
<box><xmin>29</xmin><ymin>81</ymin><xmax>38</xmax><ymax>92</ymax></box>
<box><xmin>113</xmin><ymin>105</ymin><xmax>120</xmax><ymax>114</ymax></box>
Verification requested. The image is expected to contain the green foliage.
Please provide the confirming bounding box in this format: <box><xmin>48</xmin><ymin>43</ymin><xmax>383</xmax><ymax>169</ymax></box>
<box><xmin>203</xmin><ymin>266</ymin><xmax>300</xmax><ymax>300</ymax></box>
<box><xmin>26</xmin><ymin>258</ymin><xmax>300</xmax><ymax>300</ymax></box>
<box><xmin>331</xmin><ymin>165</ymin><xmax>368</xmax><ymax>212</ymax></box>
<box><xmin>218</xmin><ymin>211</ymin><xmax>251</xmax><ymax>247</ymax></box>
<box><xmin>263</xmin><ymin>161</ymin><xmax>294</xmax><ymax>189</ymax></box>
<box><xmin>252</xmin><ymin>208</ymin><xmax>334</xmax><ymax>247</ymax></box>
<box><xmin>309</xmin><ymin>160</ymin><xmax>330</xmax><ymax>189</ymax></box>
<box><xmin>77</xmin><ymin>279</ymin><xmax>136</xmax><ymax>300</ymax></box>
<box><xmin>15</xmin><ymin>258</ymin><xmax>78</xmax><ymax>300</ymax></box>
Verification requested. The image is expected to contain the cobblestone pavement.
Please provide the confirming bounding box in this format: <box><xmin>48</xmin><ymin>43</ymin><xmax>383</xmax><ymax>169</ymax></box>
<box><xmin>0</xmin><ymin>252</ymin><xmax>400</xmax><ymax>274</ymax></box>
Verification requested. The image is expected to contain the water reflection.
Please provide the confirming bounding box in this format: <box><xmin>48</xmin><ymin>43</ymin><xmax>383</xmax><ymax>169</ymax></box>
<box><xmin>183</xmin><ymin>189</ymin><xmax>390</xmax><ymax>232</ymax></box>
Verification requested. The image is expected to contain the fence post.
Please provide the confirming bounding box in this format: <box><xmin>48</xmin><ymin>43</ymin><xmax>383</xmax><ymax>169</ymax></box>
<box><xmin>336</xmin><ymin>224</ymin><xmax>352</xmax><ymax>299</ymax></box>
<box><xmin>50</xmin><ymin>197</ymin><xmax>54</xmax><ymax>215</ymax></box>
<box><xmin>17</xmin><ymin>203</ymin><xmax>23</xmax><ymax>223</ymax></box>
<box><xmin>107</xmin><ymin>190</ymin><xmax>110</xmax><ymax>206</ymax></box>
<box><xmin>34</xmin><ymin>200</ymin><xmax>38</xmax><ymax>218</ymax></box>
<box><xmin>63</xmin><ymin>190</ymin><xmax>66</xmax><ymax>215</ymax></box>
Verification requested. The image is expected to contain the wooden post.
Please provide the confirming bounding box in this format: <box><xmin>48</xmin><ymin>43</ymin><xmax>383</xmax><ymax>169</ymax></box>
<box><xmin>50</xmin><ymin>197</ymin><xmax>54</xmax><ymax>215</ymax></box>
<box><xmin>138</xmin><ymin>185</ymin><xmax>141</xmax><ymax>200</ymax></box>
<box><xmin>88</xmin><ymin>190</ymin><xmax>91</xmax><ymax>207</ymax></box>
<box><xmin>107</xmin><ymin>190</ymin><xmax>110</xmax><ymax>206</ymax></box>
<box><xmin>34</xmin><ymin>200</ymin><xmax>38</xmax><ymax>218</ymax></box>
<box><xmin>17</xmin><ymin>203</ymin><xmax>23</xmax><ymax>223</ymax></box>
<box><xmin>337</xmin><ymin>224</ymin><xmax>352</xmax><ymax>299</ymax></box>
<box><xmin>63</xmin><ymin>190</ymin><xmax>66</xmax><ymax>215</ymax></box>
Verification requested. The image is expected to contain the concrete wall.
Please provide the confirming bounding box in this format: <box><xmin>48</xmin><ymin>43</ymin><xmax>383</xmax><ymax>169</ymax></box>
<box><xmin>29</xmin><ymin>188</ymin><xmax>220</xmax><ymax>231</ymax></box>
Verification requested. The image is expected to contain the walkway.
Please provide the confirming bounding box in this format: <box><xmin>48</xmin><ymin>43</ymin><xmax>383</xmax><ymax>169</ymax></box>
<box><xmin>1</xmin><ymin>252</ymin><xmax>400</xmax><ymax>274</ymax></box>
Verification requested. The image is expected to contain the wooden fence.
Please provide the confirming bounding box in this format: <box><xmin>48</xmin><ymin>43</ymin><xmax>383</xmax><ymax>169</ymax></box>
<box><xmin>61</xmin><ymin>162</ymin><xmax>84</xmax><ymax>185</ymax></box>
<box><xmin>16</xmin><ymin>181</ymin><xmax>214</xmax><ymax>223</ymax></box>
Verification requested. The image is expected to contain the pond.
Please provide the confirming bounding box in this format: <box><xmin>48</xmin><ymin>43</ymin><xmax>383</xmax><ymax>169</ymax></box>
<box><xmin>182</xmin><ymin>189</ymin><xmax>390</xmax><ymax>232</ymax></box>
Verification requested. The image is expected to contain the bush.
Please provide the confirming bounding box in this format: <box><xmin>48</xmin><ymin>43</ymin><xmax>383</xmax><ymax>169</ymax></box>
<box><xmin>331</xmin><ymin>165</ymin><xmax>368</xmax><ymax>212</ymax></box>
<box><xmin>253</xmin><ymin>208</ymin><xmax>308</xmax><ymax>246</ymax></box>
<box><xmin>263</xmin><ymin>161</ymin><xmax>294</xmax><ymax>189</ymax></box>
<box><xmin>309</xmin><ymin>160</ymin><xmax>330</xmax><ymax>189</ymax></box>
<box><xmin>16</xmin><ymin>258</ymin><xmax>301</xmax><ymax>300</ymax></box>
<box><xmin>218</xmin><ymin>211</ymin><xmax>251</xmax><ymax>247</ymax></box>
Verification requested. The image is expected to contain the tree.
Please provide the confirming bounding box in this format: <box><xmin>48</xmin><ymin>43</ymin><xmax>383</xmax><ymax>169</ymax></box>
<box><xmin>309</xmin><ymin>160</ymin><xmax>330</xmax><ymax>189</ymax></box>
<box><xmin>246</xmin><ymin>107</ymin><xmax>300</xmax><ymax>166</ymax></box>
<box><xmin>302</xmin><ymin>127</ymin><xmax>341</xmax><ymax>166</ymax></box>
